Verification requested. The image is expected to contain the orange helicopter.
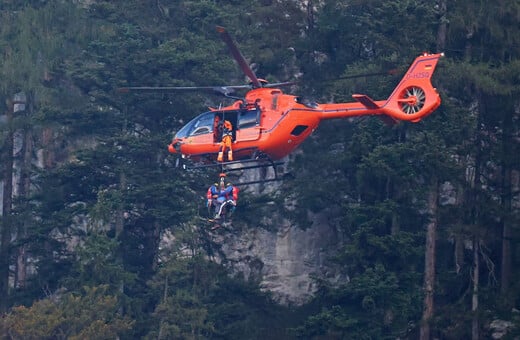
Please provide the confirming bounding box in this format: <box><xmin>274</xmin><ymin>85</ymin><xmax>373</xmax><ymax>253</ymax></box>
<box><xmin>120</xmin><ymin>26</ymin><xmax>443</xmax><ymax>182</ymax></box>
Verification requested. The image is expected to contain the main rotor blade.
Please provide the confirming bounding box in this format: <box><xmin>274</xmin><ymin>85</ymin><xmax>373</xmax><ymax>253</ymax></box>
<box><xmin>259</xmin><ymin>70</ymin><xmax>396</xmax><ymax>90</ymax></box>
<box><xmin>117</xmin><ymin>85</ymin><xmax>251</xmax><ymax>95</ymax></box>
<box><xmin>264</xmin><ymin>81</ymin><xmax>298</xmax><ymax>88</ymax></box>
<box><xmin>216</xmin><ymin>26</ymin><xmax>262</xmax><ymax>89</ymax></box>
<box><xmin>282</xmin><ymin>69</ymin><xmax>399</xmax><ymax>89</ymax></box>
<box><xmin>335</xmin><ymin>69</ymin><xmax>399</xmax><ymax>81</ymax></box>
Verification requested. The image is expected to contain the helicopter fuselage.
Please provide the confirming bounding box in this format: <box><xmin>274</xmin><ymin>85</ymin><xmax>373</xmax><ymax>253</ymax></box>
<box><xmin>169</xmin><ymin>88</ymin><xmax>321</xmax><ymax>162</ymax></box>
<box><xmin>168</xmin><ymin>52</ymin><xmax>443</xmax><ymax>164</ymax></box>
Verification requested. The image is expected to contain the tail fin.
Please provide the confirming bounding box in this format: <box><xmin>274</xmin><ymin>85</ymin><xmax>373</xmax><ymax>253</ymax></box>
<box><xmin>383</xmin><ymin>53</ymin><xmax>443</xmax><ymax>122</ymax></box>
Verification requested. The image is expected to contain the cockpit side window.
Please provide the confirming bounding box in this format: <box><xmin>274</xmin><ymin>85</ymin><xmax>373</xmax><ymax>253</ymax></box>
<box><xmin>189</xmin><ymin>112</ymin><xmax>214</xmax><ymax>136</ymax></box>
<box><xmin>238</xmin><ymin>109</ymin><xmax>259</xmax><ymax>129</ymax></box>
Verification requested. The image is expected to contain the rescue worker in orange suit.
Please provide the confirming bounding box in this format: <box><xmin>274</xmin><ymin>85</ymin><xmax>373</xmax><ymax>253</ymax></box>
<box><xmin>217</xmin><ymin>119</ymin><xmax>233</xmax><ymax>162</ymax></box>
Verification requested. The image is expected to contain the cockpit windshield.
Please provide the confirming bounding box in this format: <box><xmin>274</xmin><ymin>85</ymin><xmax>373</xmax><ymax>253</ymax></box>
<box><xmin>174</xmin><ymin>108</ymin><xmax>260</xmax><ymax>139</ymax></box>
<box><xmin>174</xmin><ymin>112</ymin><xmax>214</xmax><ymax>138</ymax></box>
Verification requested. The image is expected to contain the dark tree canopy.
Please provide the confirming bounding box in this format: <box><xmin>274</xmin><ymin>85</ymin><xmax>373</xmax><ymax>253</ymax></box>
<box><xmin>0</xmin><ymin>1</ymin><xmax>519</xmax><ymax>339</ymax></box>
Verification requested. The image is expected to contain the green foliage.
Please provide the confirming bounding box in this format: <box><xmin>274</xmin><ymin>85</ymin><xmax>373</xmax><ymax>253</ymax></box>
<box><xmin>1</xmin><ymin>0</ymin><xmax>520</xmax><ymax>339</ymax></box>
<box><xmin>64</xmin><ymin>232</ymin><xmax>136</xmax><ymax>292</ymax></box>
<box><xmin>143</xmin><ymin>255</ymin><xmax>295</xmax><ymax>339</ymax></box>
<box><xmin>0</xmin><ymin>285</ymin><xmax>134</xmax><ymax>339</ymax></box>
<box><xmin>300</xmin><ymin>0</ymin><xmax>439</xmax><ymax>94</ymax></box>
<box><xmin>296</xmin><ymin>198</ymin><xmax>425</xmax><ymax>338</ymax></box>
<box><xmin>296</xmin><ymin>264</ymin><xmax>420</xmax><ymax>339</ymax></box>
<box><xmin>145</xmin><ymin>255</ymin><xmax>215</xmax><ymax>336</ymax></box>
<box><xmin>447</xmin><ymin>1</ymin><xmax>520</xmax><ymax>63</ymax></box>
<box><xmin>149</xmin><ymin>288</ymin><xmax>214</xmax><ymax>339</ymax></box>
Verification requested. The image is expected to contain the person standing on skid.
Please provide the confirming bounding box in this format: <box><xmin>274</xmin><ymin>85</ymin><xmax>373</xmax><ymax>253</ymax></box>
<box><xmin>217</xmin><ymin>119</ymin><xmax>233</xmax><ymax>162</ymax></box>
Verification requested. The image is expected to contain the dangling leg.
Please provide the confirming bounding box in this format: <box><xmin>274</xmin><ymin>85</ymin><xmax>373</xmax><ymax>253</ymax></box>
<box><xmin>214</xmin><ymin>201</ymin><xmax>222</xmax><ymax>219</ymax></box>
<box><xmin>217</xmin><ymin>142</ymin><xmax>225</xmax><ymax>162</ymax></box>
<box><xmin>224</xmin><ymin>136</ymin><xmax>233</xmax><ymax>161</ymax></box>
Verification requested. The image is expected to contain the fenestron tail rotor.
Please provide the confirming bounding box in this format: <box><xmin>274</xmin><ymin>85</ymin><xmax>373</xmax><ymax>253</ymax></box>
<box><xmin>398</xmin><ymin>86</ymin><xmax>426</xmax><ymax>115</ymax></box>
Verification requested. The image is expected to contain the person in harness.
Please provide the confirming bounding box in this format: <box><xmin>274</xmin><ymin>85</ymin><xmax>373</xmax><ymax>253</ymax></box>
<box><xmin>217</xmin><ymin>119</ymin><xmax>233</xmax><ymax>162</ymax></box>
<box><xmin>206</xmin><ymin>173</ymin><xmax>238</xmax><ymax>220</ymax></box>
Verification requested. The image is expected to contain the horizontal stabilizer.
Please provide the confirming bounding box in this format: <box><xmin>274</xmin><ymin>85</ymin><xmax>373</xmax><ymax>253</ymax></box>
<box><xmin>352</xmin><ymin>94</ymin><xmax>397</xmax><ymax>126</ymax></box>
<box><xmin>352</xmin><ymin>94</ymin><xmax>380</xmax><ymax>109</ymax></box>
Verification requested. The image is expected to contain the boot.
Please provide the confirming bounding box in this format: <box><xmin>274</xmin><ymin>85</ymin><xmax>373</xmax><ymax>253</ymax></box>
<box><xmin>217</xmin><ymin>151</ymin><xmax>223</xmax><ymax>162</ymax></box>
<box><xmin>228</xmin><ymin>150</ymin><xmax>233</xmax><ymax>161</ymax></box>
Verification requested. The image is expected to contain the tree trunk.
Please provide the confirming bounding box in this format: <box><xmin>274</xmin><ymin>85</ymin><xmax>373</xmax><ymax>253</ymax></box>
<box><xmin>500</xmin><ymin>179</ymin><xmax>512</xmax><ymax>294</ymax></box>
<box><xmin>15</xmin><ymin>93</ymin><xmax>32</xmax><ymax>289</ymax></box>
<box><xmin>436</xmin><ymin>0</ymin><xmax>447</xmax><ymax>52</ymax></box>
<box><xmin>1</xmin><ymin>100</ymin><xmax>14</xmax><ymax>312</ymax></box>
<box><xmin>454</xmin><ymin>234</ymin><xmax>464</xmax><ymax>274</ymax></box>
<box><xmin>420</xmin><ymin>179</ymin><xmax>438</xmax><ymax>340</ymax></box>
<box><xmin>15</xmin><ymin>128</ymin><xmax>32</xmax><ymax>289</ymax></box>
<box><xmin>467</xmin><ymin>90</ymin><xmax>485</xmax><ymax>340</ymax></box>
<box><xmin>42</xmin><ymin>127</ymin><xmax>54</xmax><ymax>169</ymax></box>
<box><xmin>306</xmin><ymin>0</ymin><xmax>315</xmax><ymax>31</ymax></box>
<box><xmin>500</xmin><ymin>105</ymin><xmax>513</xmax><ymax>295</ymax></box>
<box><xmin>472</xmin><ymin>237</ymin><xmax>480</xmax><ymax>340</ymax></box>
<box><xmin>116</xmin><ymin>172</ymin><xmax>126</xmax><ymax>238</ymax></box>
<box><xmin>157</xmin><ymin>276</ymin><xmax>168</xmax><ymax>340</ymax></box>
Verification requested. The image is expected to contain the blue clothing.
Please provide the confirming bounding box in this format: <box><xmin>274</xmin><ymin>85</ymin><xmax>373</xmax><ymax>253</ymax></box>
<box><xmin>215</xmin><ymin>186</ymin><xmax>233</xmax><ymax>202</ymax></box>
<box><xmin>208</xmin><ymin>185</ymin><xmax>234</xmax><ymax>218</ymax></box>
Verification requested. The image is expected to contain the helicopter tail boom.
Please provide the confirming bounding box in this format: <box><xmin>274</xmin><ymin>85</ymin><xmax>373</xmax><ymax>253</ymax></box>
<box><xmin>318</xmin><ymin>53</ymin><xmax>443</xmax><ymax>124</ymax></box>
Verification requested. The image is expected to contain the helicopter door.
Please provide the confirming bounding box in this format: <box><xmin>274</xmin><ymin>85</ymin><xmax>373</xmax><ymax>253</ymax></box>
<box><xmin>235</xmin><ymin>109</ymin><xmax>260</xmax><ymax>141</ymax></box>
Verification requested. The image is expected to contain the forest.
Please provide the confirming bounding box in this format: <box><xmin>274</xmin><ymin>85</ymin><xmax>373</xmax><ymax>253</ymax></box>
<box><xmin>0</xmin><ymin>0</ymin><xmax>519</xmax><ymax>339</ymax></box>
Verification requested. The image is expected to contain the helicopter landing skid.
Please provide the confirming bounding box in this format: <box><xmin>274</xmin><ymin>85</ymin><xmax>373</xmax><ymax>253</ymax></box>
<box><xmin>185</xmin><ymin>158</ymin><xmax>289</xmax><ymax>186</ymax></box>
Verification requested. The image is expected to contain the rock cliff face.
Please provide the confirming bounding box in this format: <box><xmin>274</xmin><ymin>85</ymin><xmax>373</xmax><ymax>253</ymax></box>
<box><xmin>213</xmin><ymin>215</ymin><xmax>341</xmax><ymax>305</ymax></box>
<box><xmin>160</xmin><ymin>195</ymin><xmax>343</xmax><ymax>305</ymax></box>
